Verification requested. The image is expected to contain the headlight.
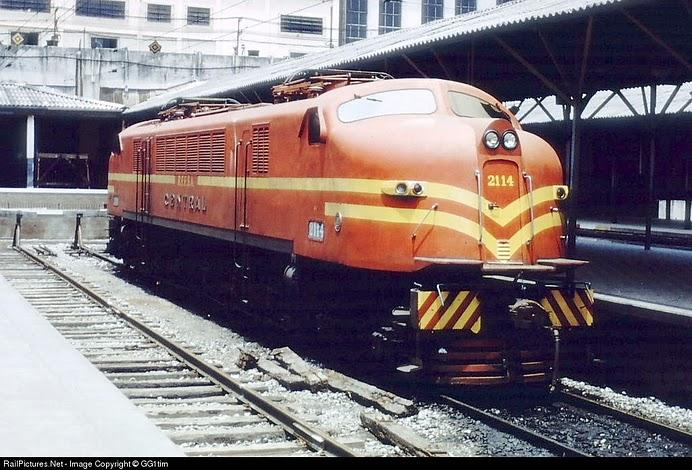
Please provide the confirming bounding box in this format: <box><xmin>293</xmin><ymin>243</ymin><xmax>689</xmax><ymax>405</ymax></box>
<box><xmin>381</xmin><ymin>181</ymin><xmax>427</xmax><ymax>197</ymax></box>
<box><xmin>554</xmin><ymin>185</ymin><xmax>569</xmax><ymax>200</ymax></box>
<box><xmin>484</xmin><ymin>130</ymin><xmax>500</xmax><ymax>149</ymax></box>
<box><xmin>502</xmin><ymin>131</ymin><xmax>518</xmax><ymax>150</ymax></box>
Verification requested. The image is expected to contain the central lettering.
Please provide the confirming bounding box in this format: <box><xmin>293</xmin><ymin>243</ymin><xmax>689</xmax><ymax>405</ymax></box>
<box><xmin>163</xmin><ymin>193</ymin><xmax>208</xmax><ymax>212</ymax></box>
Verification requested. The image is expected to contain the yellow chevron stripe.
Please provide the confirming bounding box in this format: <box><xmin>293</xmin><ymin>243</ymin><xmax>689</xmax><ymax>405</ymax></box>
<box><xmin>417</xmin><ymin>291</ymin><xmax>434</xmax><ymax>311</ymax></box>
<box><xmin>420</xmin><ymin>291</ymin><xmax>450</xmax><ymax>329</ymax></box>
<box><xmin>434</xmin><ymin>291</ymin><xmax>470</xmax><ymax>330</ymax></box>
<box><xmin>572</xmin><ymin>293</ymin><xmax>594</xmax><ymax>326</ymax></box>
<box><xmin>541</xmin><ymin>299</ymin><xmax>561</xmax><ymax>327</ymax></box>
<box><xmin>552</xmin><ymin>291</ymin><xmax>580</xmax><ymax>327</ymax></box>
<box><xmin>470</xmin><ymin>316</ymin><xmax>481</xmax><ymax>334</ymax></box>
<box><xmin>452</xmin><ymin>296</ymin><xmax>481</xmax><ymax>330</ymax></box>
<box><xmin>111</xmin><ymin>172</ymin><xmax>563</xmax><ymax>228</ymax></box>
<box><xmin>484</xmin><ymin>185</ymin><xmax>558</xmax><ymax>227</ymax></box>
<box><xmin>325</xmin><ymin>201</ymin><xmax>481</xmax><ymax>244</ymax></box>
<box><xmin>108</xmin><ymin>173</ymin><xmax>564</xmax><ymax>257</ymax></box>
<box><xmin>324</xmin><ymin>203</ymin><xmax>562</xmax><ymax>259</ymax></box>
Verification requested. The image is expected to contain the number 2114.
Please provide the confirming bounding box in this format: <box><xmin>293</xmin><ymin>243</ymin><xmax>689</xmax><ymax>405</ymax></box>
<box><xmin>487</xmin><ymin>175</ymin><xmax>515</xmax><ymax>187</ymax></box>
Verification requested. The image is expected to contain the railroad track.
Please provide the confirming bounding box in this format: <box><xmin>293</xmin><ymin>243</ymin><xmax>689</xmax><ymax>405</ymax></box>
<box><xmin>439</xmin><ymin>391</ymin><xmax>691</xmax><ymax>457</ymax></box>
<box><xmin>556</xmin><ymin>390</ymin><xmax>692</xmax><ymax>445</ymax></box>
<box><xmin>0</xmin><ymin>244</ymin><xmax>358</xmax><ymax>457</ymax></box>
<box><xmin>439</xmin><ymin>395</ymin><xmax>589</xmax><ymax>457</ymax></box>
<box><xmin>18</xmin><ymin>242</ymin><xmax>692</xmax><ymax>457</ymax></box>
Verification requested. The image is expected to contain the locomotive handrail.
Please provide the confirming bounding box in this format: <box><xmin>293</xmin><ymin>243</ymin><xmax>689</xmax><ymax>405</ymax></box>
<box><xmin>411</xmin><ymin>203</ymin><xmax>438</xmax><ymax>240</ymax></box>
<box><xmin>523</xmin><ymin>172</ymin><xmax>536</xmax><ymax>244</ymax></box>
<box><xmin>242</xmin><ymin>141</ymin><xmax>252</xmax><ymax>230</ymax></box>
<box><xmin>475</xmin><ymin>170</ymin><xmax>484</xmax><ymax>245</ymax></box>
<box><xmin>233</xmin><ymin>140</ymin><xmax>242</xmax><ymax>231</ymax></box>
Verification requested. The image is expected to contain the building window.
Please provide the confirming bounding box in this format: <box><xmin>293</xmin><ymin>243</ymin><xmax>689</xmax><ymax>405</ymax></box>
<box><xmin>147</xmin><ymin>4</ymin><xmax>171</xmax><ymax>23</ymax></box>
<box><xmin>0</xmin><ymin>0</ymin><xmax>50</xmax><ymax>12</ymax></box>
<box><xmin>455</xmin><ymin>0</ymin><xmax>476</xmax><ymax>14</ymax></box>
<box><xmin>379</xmin><ymin>0</ymin><xmax>401</xmax><ymax>34</ymax></box>
<box><xmin>187</xmin><ymin>6</ymin><xmax>210</xmax><ymax>25</ymax></box>
<box><xmin>344</xmin><ymin>0</ymin><xmax>367</xmax><ymax>43</ymax></box>
<box><xmin>422</xmin><ymin>0</ymin><xmax>443</xmax><ymax>23</ymax></box>
<box><xmin>91</xmin><ymin>36</ymin><xmax>118</xmax><ymax>48</ymax></box>
<box><xmin>247</xmin><ymin>50</ymin><xmax>259</xmax><ymax>57</ymax></box>
<box><xmin>280</xmin><ymin>15</ymin><xmax>323</xmax><ymax>35</ymax></box>
<box><xmin>76</xmin><ymin>0</ymin><xmax>126</xmax><ymax>19</ymax></box>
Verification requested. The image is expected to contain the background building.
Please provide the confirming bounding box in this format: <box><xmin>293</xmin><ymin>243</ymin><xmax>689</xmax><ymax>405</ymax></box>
<box><xmin>0</xmin><ymin>1</ymin><xmax>516</xmax><ymax>105</ymax></box>
<box><xmin>340</xmin><ymin>0</ymin><xmax>510</xmax><ymax>44</ymax></box>
<box><xmin>0</xmin><ymin>0</ymin><xmax>347</xmax><ymax>105</ymax></box>
<box><xmin>0</xmin><ymin>0</ymin><xmax>340</xmax><ymax>57</ymax></box>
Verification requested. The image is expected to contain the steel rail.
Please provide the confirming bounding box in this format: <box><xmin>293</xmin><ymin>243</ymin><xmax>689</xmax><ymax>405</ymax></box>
<box><xmin>15</xmin><ymin>246</ymin><xmax>357</xmax><ymax>458</ymax></box>
<box><xmin>439</xmin><ymin>394</ymin><xmax>591</xmax><ymax>457</ymax></box>
<box><xmin>557</xmin><ymin>390</ymin><xmax>692</xmax><ymax>446</ymax></box>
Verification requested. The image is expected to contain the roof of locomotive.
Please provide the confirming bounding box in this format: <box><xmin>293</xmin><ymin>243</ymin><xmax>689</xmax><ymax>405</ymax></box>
<box><xmin>120</xmin><ymin>78</ymin><xmax>517</xmax><ymax>139</ymax></box>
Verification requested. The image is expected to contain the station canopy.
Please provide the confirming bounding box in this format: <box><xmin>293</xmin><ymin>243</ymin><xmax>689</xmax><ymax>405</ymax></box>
<box><xmin>126</xmin><ymin>0</ymin><xmax>691</xmax><ymax>118</ymax></box>
<box><xmin>513</xmin><ymin>82</ymin><xmax>692</xmax><ymax>124</ymax></box>
<box><xmin>0</xmin><ymin>82</ymin><xmax>124</xmax><ymax>117</ymax></box>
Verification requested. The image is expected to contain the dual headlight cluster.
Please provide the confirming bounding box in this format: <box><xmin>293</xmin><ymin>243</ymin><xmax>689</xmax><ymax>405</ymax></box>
<box><xmin>382</xmin><ymin>181</ymin><xmax>425</xmax><ymax>197</ymax></box>
<box><xmin>484</xmin><ymin>130</ymin><xmax>519</xmax><ymax>151</ymax></box>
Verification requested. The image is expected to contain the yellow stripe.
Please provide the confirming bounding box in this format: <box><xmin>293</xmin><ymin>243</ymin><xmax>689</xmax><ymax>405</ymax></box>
<box><xmin>325</xmin><ymin>201</ymin><xmax>481</xmax><ymax>243</ymax></box>
<box><xmin>417</xmin><ymin>291</ymin><xmax>434</xmax><ymax>311</ymax></box>
<box><xmin>110</xmin><ymin>173</ymin><xmax>175</xmax><ymax>184</ymax></box>
<box><xmin>112</xmin><ymin>172</ymin><xmax>562</xmax><ymax>228</ymax></box>
<box><xmin>324</xmin><ymin>203</ymin><xmax>562</xmax><ymax>259</ymax></box>
<box><xmin>434</xmin><ymin>291</ymin><xmax>470</xmax><ymax>330</ymax></box>
<box><xmin>572</xmin><ymin>293</ymin><xmax>594</xmax><ymax>326</ymax></box>
<box><xmin>505</xmin><ymin>212</ymin><xmax>564</xmax><ymax>257</ymax></box>
<box><xmin>552</xmin><ymin>291</ymin><xmax>580</xmax><ymax>326</ymax></box>
<box><xmin>452</xmin><ymin>296</ymin><xmax>481</xmax><ymax>330</ymax></box>
<box><xmin>419</xmin><ymin>292</ymin><xmax>449</xmax><ymax>329</ymax></box>
<box><xmin>541</xmin><ymin>299</ymin><xmax>561</xmax><ymax>327</ymax></box>
<box><xmin>108</xmin><ymin>172</ymin><xmax>564</xmax><ymax>257</ymax></box>
<box><xmin>470</xmin><ymin>316</ymin><xmax>481</xmax><ymax>334</ymax></box>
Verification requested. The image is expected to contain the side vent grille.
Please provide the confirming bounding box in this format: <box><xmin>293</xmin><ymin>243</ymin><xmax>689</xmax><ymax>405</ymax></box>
<box><xmin>252</xmin><ymin>124</ymin><xmax>270</xmax><ymax>174</ymax></box>
<box><xmin>497</xmin><ymin>240</ymin><xmax>511</xmax><ymax>261</ymax></box>
<box><xmin>132</xmin><ymin>139</ymin><xmax>142</xmax><ymax>172</ymax></box>
<box><xmin>210</xmin><ymin>132</ymin><xmax>226</xmax><ymax>172</ymax></box>
<box><xmin>154</xmin><ymin>130</ymin><xmax>226</xmax><ymax>174</ymax></box>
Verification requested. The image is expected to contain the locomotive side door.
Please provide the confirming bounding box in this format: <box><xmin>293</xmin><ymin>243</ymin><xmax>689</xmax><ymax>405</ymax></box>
<box><xmin>135</xmin><ymin>137</ymin><xmax>152</xmax><ymax>218</ymax></box>
<box><xmin>232</xmin><ymin>128</ymin><xmax>252</xmax><ymax>298</ymax></box>
<box><xmin>235</xmin><ymin>129</ymin><xmax>251</xmax><ymax>234</ymax></box>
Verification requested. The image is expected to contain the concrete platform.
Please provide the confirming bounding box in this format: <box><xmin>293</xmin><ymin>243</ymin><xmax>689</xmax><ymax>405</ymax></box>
<box><xmin>574</xmin><ymin>237</ymin><xmax>692</xmax><ymax>326</ymax></box>
<box><xmin>579</xmin><ymin>217</ymin><xmax>692</xmax><ymax>236</ymax></box>
<box><xmin>0</xmin><ymin>188</ymin><xmax>108</xmax><ymax>240</ymax></box>
<box><xmin>0</xmin><ymin>275</ymin><xmax>183</xmax><ymax>457</ymax></box>
<box><xmin>577</xmin><ymin>217</ymin><xmax>692</xmax><ymax>249</ymax></box>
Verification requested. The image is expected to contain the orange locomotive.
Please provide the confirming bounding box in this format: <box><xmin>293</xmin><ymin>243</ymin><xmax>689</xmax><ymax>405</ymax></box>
<box><xmin>107</xmin><ymin>71</ymin><xmax>594</xmax><ymax>386</ymax></box>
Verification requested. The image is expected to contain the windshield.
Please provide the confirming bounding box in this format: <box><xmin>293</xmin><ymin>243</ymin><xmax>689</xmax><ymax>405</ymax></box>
<box><xmin>448</xmin><ymin>91</ymin><xmax>510</xmax><ymax>120</ymax></box>
<box><xmin>337</xmin><ymin>89</ymin><xmax>437</xmax><ymax>123</ymax></box>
